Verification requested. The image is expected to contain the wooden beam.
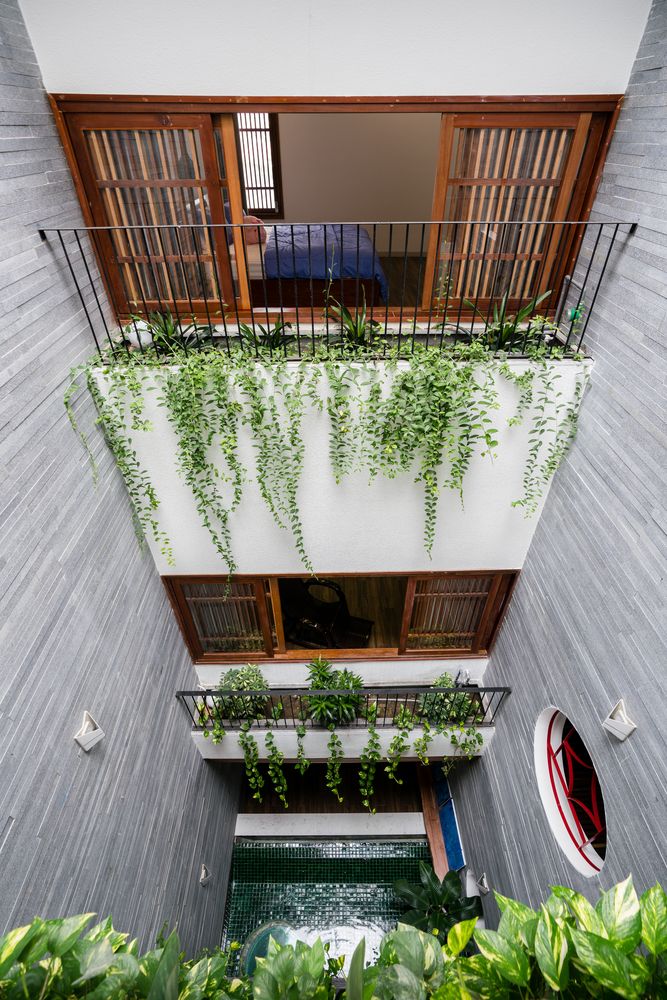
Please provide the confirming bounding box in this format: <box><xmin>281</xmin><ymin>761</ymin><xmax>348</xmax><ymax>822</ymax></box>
<box><xmin>418</xmin><ymin>767</ymin><xmax>449</xmax><ymax>879</ymax></box>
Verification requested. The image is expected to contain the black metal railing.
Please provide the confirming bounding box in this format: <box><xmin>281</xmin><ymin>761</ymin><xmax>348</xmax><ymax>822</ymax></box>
<box><xmin>39</xmin><ymin>219</ymin><xmax>630</xmax><ymax>360</ymax></box>
<box><xmin>176</xmin><ymin>685</ymin><xmax>510</xmax><ymax>732</ymax></box>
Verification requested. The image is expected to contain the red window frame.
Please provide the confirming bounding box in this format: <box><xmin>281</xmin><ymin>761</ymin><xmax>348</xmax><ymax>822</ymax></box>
<box><xmin>546</xmin><ymin>710</ymin><xmax>606</xmax><ymax>872</ymax></box>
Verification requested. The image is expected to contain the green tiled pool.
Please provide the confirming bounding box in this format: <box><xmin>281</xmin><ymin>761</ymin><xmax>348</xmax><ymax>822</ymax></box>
<box><xmin>222</xmin><ymin>840</ymin><xmax>430</xmax><ymax>970</ymax></box>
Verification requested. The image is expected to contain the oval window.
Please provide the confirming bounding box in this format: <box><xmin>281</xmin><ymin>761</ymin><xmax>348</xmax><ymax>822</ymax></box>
<box><xmin>534</xmin><ymin>708</ymin><xmax>607</xmax><ymax>876</ymax></box>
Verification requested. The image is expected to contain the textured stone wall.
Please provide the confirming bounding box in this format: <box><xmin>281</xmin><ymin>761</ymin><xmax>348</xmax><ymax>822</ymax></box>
<box><xmin>0</xmin><ymin>0</ymin><xmax>239</xmax><ymax>954</ymax></box>
<box><xmin>453</xmin><ymin>0</ymin><xmax>666</xmax><ymax>916</ymax></box>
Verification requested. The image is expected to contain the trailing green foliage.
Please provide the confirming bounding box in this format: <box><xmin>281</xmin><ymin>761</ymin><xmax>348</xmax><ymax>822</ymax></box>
<box><xmin>238</xmin><ymin>722</ymin><xmax>264</xmax><ymax>803</ymax></box>
<box><xmin>65</xmin><ymin>339</ymin><xmax>588</xmax><ymax>572</ymax></box>
<box><xmin>325</xmin><ymin>727</ymin><xmax>344</xmax><ymax>803</ymax></box>
<box><xmin>358</xmin><ymin>704</ymin><xmax>382</xmax><ymax>813</ymax></box>
<box><xmin>385</xmin><ymin>725</ymin><xmax>412</xmax><ymax>785</ymax></box>
<box><xmin>294</xmin><ymin>723</ymin><xmax>311</xmax><ymax>776</ymax></box>
<box><xmin>412</xmin><ymin>720</ymin><xmax>434</xmax><ymax>766</ymax></box>
<box><xmin>263</xmin><ymin>731</ymin><xmax>288</xmax><ymax>809</ymax></box>
<box><xmin>3</xmin><ymin>878</ymin><xmax>665</xmax><ymax>997</ymax></box>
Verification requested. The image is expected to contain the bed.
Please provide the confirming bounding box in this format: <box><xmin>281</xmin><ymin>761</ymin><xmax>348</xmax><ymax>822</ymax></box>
<box><xmin>228</xmin><ymin>223</ymin><xmax>389</xmax><ymax>308</ymax></box>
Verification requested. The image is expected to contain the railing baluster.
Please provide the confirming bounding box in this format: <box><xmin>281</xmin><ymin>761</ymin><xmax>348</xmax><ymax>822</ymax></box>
<box><xmin>41</xmin><ymin>219</ymin><xmax>619</xmax><ymax>362</ymax></box>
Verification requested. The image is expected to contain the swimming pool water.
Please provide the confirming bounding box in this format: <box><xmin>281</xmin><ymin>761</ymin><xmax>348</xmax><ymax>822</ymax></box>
<box><xmin>222</xmin><ymin>839</ymin><xmax>431</xmax><ymax>970</ymax></box>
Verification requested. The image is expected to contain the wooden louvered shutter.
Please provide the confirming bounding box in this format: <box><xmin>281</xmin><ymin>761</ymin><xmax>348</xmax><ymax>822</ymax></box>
<box><xmin>166</xmin><ymin>578</ymin><xmax>274</xmax><ymax>660</ymax></box>
<box><xmin>399</xmin><ymin>572</ymin><xmax>516</xmax><ymax>655</ymax></box>
<box><xmin>423</xmin><ymin>113</ymin><xmax>594</xmax><ymax>314</ymax></box>
<box><xmin>66</xmin><ymin>112</ymin><xmax>237</xmax><ymax>316</ymax></box>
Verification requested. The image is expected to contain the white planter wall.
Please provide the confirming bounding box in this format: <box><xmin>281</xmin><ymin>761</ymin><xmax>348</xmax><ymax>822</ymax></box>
<box><xmin>93</xmin><ymin>358</ymin><xmax>590</xmax><ymax>577</ymax></box>
<box><xmin>192</xmin><ymin>725</ymin><xmax>495</xmax><ymax>761</ymax></box>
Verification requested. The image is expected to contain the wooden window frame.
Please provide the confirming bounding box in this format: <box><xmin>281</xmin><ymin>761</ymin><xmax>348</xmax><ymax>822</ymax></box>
<box><xmin>421</xmin><ymin>110</ymin><xmax>602</xmax><ymax>310</ymax></box>
<box><xmin>50</xmin><ymin>94</ymin><xmax>620</xmax><ymax>325</ymax></box>
<box><xmin>236</xmin><ymin>112</ymin><xmax>284</xmax><ymax>219</ymax></box>
<box><xmin>164</xmin><ymin>570</ymin><xmax>518</xmax><ymax>665</ymax></box>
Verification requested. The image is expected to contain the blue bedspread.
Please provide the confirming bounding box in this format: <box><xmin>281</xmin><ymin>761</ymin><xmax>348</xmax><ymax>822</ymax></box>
<box><xmin>263</xmin><ymin>224</ymin><xmax>388</xmax><ymax>302</ymax></box>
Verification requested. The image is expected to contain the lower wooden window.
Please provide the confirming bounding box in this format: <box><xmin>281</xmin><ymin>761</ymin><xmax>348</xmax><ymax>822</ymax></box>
<box><xmin>165</xmin><ymin>571</ymin><xmax>516</xmax><ymax>663</ymax></box>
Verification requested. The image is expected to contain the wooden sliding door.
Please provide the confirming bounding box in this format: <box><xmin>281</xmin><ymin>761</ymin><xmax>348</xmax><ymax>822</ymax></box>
<box><xmin>422</xmin><ymin>112</ymin><xmax>602</xmax><ymax>313</ymax></box>
<box><xmin>66</xmin><ymin>113</ymin><xmax>243</xmax><ymax>316</ymax></box>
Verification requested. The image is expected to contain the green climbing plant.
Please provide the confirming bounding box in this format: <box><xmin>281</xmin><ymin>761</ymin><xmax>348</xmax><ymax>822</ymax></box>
<box><xmin>264</xmin><ymin>730</ymin><xmax>288</xmax><ymax>808</ymax></box>
<box><xmin>325</xmin><ymin>727</ymin><xmax>344</xmax><ymax>803</ymax></box>
<box><xmin>441</xmin><ymin>725</ymin><xmax>485</xmax><ymax>778</ymax></box>
<box><xmin>295</xmin><ymin>723</ymin><xmax>311</xmax><ymax>776</ymax></box>
<box><xmin>358</xmin><ymin>704</ymin><xmax>382</xmax><ymax>813</ymax></box>
<box><xmin>239</xmin><ymin>722</ymin><xmax>264</xmax><ymax>802</ymax></box>
<box><xmin>385</xmin><ymin>723</ymin><xmax>413</xmax><ymax>785</ymax></box>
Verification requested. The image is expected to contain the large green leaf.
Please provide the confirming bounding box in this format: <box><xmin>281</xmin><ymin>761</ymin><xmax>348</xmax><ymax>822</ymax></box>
<box><xmin>447</xmin><ymin>919</ymin><xmax>477</xmax><ymax>957</ymax></box>
<box><xmin>494</xmin><ymin>893</ymin><xmax>536</xmax><ymax>924</ymax></box>
<box><xmin>46</xmin><ymin>913</ymin><xmax>95</xmax><ymax>957</ymax></box>
<box><xmin>0</xmin><ymin>921</ymin><xmax>43</xmax><ymax>978</ymax></box>
<box><xmin>345</xmin><ymin>938</ymin><xmax>365</xmax><ymax>1000</ymax></box>
<box><xmin>640</xmin><ymin>884</ymin><xmax>667</xmax><ymax>956</ymax></box>
<box><xmin>551</xmin><ymin>886</ymin><xmax>607</xmax><ymax>937</ymax></box>
<box><xmin>474</xmin><ymin>928</ymin><xmax>531</xmax><ymax>987</ymax></box>
<box><xmin>387</xmin><ymin>929</ymin><xmax>425</xmax><ymax>981</ymax></box>
<box><xmin>534</xmin><ymin>906</ymin><xmax>570</xmax><ymax>991</ymax></box>
<box><xmin>374</xmin><ymin>964</ymin><xmax>427</xmax><ymax>1000</ymax></box>
<box><xmin>393</xmin><ymin>879</ymin><xmax>429</xmax><ymax>910</ymax></box>
<box><xmin>570</xmin><ymin>929</ymin><xmax>650</xmax><ymax>999</ymax></box>
<box><xmin>596</xmin><ymin>876</ymin><xmax>641</xmax><ymax>952</ymax></box>
<box><xmin>72</xmin><ymin>938</ymin><xmax>116</xmax><ymax>984</ymax></box>
<box><xmin>147</xmin><ymin>931</ymin><xmax>180</xmax><ymax>1000</ymax></box>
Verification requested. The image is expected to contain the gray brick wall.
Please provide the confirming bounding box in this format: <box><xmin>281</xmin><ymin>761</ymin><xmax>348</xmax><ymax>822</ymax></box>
<box><xmin>0</xmin><ymin>0</ymin><xmax>239</xmax><ymax>954</ymax></box>
<box><xmin>454</xmin><ymin>0</ymin><xmax>666</xmax><ymax>915</ymax></box>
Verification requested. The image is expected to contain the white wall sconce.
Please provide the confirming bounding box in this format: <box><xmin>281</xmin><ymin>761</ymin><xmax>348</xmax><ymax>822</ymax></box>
<box><xmin>476</xmin><ymin>872</ymin><xmax>490</xmax><ymax>894</ymax></box>
<box><xmin>602</xmin><ymin>699</ymin><xmax>637</xmax><ymax>742</ymax></box>
<box><xmin>74</xmin><ymin>711</ymin><xmax>104</xmax><ymax>752</ymax></box>
<box><xmin>199</xmin><ymin>864</ymin><xmax>213</xmax><ymax>886</ymax></box>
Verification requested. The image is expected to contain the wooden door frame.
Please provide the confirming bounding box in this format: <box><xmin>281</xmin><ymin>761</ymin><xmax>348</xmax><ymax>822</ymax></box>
<box><xmin>62</xmin><ymin>110</ymin><xmax>238</xmax><ymax>315</ymax></box>
<box><xmin>164</xmin><ymin>570</ymin><xmax>519</xmax><ymax>665</ymax></box>
<box><xmin>421</xmin><ymin>110</ymin><xmax>602</xmax><ymax>310</ymax></box>
<box><xmin>50</xmin><ymin>94</ymin><xmax>621</xmax><ymax>325</ymax></box>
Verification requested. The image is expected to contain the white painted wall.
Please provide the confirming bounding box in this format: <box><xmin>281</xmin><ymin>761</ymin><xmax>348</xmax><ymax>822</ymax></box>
<box><xmin>278</xmin><ymin>114</ymin><xmax>440</xmax><ymax>250</ymax></box>
<box><xmin>192</xmin><ymin>725</ymin><xmax>495</xmax><ymax>761</ymax></box>
<box><xmin>20</xmin><ymin>0</ymin><xmax>649</xmax><ymax>95</ymax></box>
<box><xmin>94</xmin><ymin>358</ymin><xmax>590</xmax><ymax>576</ymax></box>
<box><xmin>197</xmin><ymin>658</ymin><xmax>487</xmax><ymax>688</ymax></box>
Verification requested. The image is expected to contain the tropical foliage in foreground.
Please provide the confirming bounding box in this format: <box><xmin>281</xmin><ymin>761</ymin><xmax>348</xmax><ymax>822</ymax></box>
<box><xmin>1</xmin><ymin>877</ymin><xmax>665</xmax><ymax>998</ymax></box>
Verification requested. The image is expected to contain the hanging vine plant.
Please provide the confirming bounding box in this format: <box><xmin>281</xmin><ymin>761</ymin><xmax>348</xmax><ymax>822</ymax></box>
<box><xmin>65</xmin><ymin>340</ymin><xmax>589</xmax><ymax>572</ymax></box>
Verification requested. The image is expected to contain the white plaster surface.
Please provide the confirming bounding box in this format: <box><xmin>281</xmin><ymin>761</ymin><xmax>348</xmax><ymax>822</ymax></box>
<box><xmin>196</xmin><ymin>658</ymin><xmax>486</xmax><ymax>688</ymax></box>
<box><xmin>192</xmin><ymin>726</ymin><xmax>494</xmax><ymax>761</ymax></box>
<box><xmin>93</xmin><ymin>358</ymin><xmax>590</xmax><ymax>576</ymax></box>
<box><xmin>20</xmin><ymin>0</ymin><xmax>649</xmax><ymax>96</ymax></box>
<box><xmin>234</xmin><ymin>812</ymin><xmax>426</xmax><ymax>837</ymax></box>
